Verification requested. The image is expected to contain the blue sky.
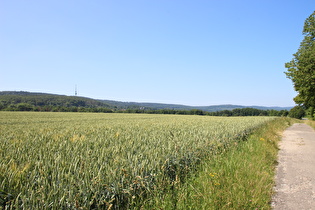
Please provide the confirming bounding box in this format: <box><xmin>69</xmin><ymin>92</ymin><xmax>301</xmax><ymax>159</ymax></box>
<box><xmin>1</xmin><ymin>0</ymin><xmax>314</xmax><ymax>107</ymax></box>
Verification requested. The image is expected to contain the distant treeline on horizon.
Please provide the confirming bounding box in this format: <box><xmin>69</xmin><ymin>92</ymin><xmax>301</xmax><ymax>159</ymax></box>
<box><xmin>0</xmin><ymin>104</ymin><xmax>289</xmax><ymax>117</ymax></box>
<box><xmin>0</xmin><ymin>91</ymin><xmax>289</xmax><ymax>117</ymax></box>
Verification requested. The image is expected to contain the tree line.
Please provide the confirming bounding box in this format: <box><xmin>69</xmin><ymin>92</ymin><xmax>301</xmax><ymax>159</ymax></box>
<box><xmin>285</xmin><ymin>11</ymin><xmax>315</xmax><ymax>120</ymax></box>
<box><xmin>0</xmin><ymin>103</ymin><xmax>113</xmax><ymax>113</ymax></box>
<box><xmin>0</xmin><ymin>91</ymin><xmax>294</xmax><ymax>117</ymax></box>
<box><xmin>119</xmin><ymin>107</ymin><xmax>288</xmax><ymax>116</ymax></box>
<box><xmin>0</xmin><ymin>102</ymin><xmax>289</xmax><ymax>117</ymax></box>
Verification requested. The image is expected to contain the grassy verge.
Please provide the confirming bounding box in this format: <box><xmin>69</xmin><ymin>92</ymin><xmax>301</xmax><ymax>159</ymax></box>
<box><xmin>305</xmin><ymin>119</ymin><xmax>315</xmax><ymax>129</ymax></box>
<box><xmin>145</xmin><ymin>117</ymin><xmax>297</xmax><ymax>209</ymax></box>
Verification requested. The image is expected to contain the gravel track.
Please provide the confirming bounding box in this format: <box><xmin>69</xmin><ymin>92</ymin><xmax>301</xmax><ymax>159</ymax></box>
<box><xmin>272</xmin><ymin>123</ymin><xmax>315</xmax><ymax>210</ymax></box>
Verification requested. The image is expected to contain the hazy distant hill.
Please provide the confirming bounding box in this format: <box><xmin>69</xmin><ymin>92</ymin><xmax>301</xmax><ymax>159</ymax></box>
<box><xmin>0</xmin><ymin>91</ymin><xmax>292</xmax><ymax>111</ymax></box>
<box><xmin>99</xmin><ymin>100</ymin><xmax>292</xmax><ymax>111</ymax></box>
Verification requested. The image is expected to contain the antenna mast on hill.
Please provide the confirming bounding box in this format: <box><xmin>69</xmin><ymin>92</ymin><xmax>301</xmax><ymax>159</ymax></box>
<box><xmin>75</xmin><ymin>85</ymin><xmax>78</xmax><ymax>96</ymax></box>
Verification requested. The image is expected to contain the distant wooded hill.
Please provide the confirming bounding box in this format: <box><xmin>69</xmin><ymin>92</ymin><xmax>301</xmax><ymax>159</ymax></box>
<box><xmin>0</xmin><ymin>91</ymin><xmax>108</xmax><ymax>108</ymax></box>
<box><xmin>0</xmin><ymin>91</ymin><xmax>292</xmax><ymax>115</ymax></box>
<box><xmin>100</xmin><ymin>99</ymin><xmax>292</xmax><ymax>112</ymax></box>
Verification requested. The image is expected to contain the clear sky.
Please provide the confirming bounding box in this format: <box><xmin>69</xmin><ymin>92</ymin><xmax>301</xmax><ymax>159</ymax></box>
<box><xmin>1</xmin><ymin>0</ymin><xmax>314</xmax><ymax>107</ymax></box>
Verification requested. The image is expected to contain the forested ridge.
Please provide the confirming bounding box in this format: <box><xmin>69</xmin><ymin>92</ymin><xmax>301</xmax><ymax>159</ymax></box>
<box><xmin>0</xmin><ymin>91</ymin><xmax>289</xmax><ymax>116</ymax></box>
<box><xmin>0</xmin><ymin>91</ymin><xmax>111</xmax><ymax>112</ymax></box>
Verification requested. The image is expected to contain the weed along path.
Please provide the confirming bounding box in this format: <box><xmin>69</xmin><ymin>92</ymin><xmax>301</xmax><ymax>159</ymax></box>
<box><xmin>272</xmin><ymin>123</ymin><xmax>315</xmax><ymax>209</ymax></box>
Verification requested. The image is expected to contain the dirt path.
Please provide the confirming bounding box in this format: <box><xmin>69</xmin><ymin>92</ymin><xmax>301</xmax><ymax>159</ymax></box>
<box><xmin>272</xmin><ymin>123</ymin><xmax>315</xmax><ymax>210</ymax></box>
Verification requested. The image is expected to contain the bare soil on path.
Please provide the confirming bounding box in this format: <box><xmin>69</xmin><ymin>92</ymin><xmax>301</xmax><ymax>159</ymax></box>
<box><xmin>272</xmin><ymin>123</ymin><xmax>315</xmax><ymax>210</ymax></box>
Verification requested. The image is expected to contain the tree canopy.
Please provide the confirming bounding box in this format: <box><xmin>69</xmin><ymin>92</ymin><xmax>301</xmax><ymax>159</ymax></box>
<box><xmin>285</xmin><ymin>11</ymin><xmax>315</xmax><ymax>119</ymax></box>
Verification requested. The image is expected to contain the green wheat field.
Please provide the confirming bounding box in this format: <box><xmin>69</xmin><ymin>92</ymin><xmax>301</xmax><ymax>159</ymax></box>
<box><xmin>0</xmin><ymin>112</ymin><xmax>276</xmax><ymax>209</ymax></box>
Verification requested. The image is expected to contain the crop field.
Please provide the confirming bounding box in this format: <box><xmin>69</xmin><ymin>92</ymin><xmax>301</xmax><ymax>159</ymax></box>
<box><xmin>0</xmin><ymin>112</ymin><xmax>276</xmax><ymax>208</ymax></box>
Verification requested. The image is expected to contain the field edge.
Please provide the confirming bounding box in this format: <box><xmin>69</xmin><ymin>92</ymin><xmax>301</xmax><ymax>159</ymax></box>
<box><xmin>143</xmin><ymin>117</ymin><xmax>297</xmax><ymax>209</ymax></box>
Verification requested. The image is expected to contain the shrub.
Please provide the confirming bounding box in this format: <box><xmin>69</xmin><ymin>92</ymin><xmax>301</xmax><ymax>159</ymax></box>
<box><xmin>288</xmin><ymin>106</ymin><xmax>305</xmax><ymax>119</ymax></box>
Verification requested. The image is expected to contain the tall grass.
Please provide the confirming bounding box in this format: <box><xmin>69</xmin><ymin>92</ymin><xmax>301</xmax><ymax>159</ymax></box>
<box><xmin>148</xmin><ymin>117</ymin><xmax>296</xmax><ymax>209</ymax></box>
<box><xmin>306</xmin><ymin>119</ymin><xmax>315</xmax><ymax>129</ymax></box>
<box><xmin>0</xmin><ymin>112</ymin><xmax>276</xmax><ymax>208</ymax></box>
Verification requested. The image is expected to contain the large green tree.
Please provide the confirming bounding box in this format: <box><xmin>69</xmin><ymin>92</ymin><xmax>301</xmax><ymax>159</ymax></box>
<box><xmin>285</xmin><ymin>11</ymin><xmax>315</xmax><ymax>119</ymax></box>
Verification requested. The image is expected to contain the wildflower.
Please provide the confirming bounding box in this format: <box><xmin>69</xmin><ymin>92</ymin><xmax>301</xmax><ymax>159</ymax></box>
<box><xmin>260</xmin><ymin>137</ymin><xmax>265</xmax><ymax>141</ymax></box>
<box><xmin>209</xmin><ymin>172</ymin><xmax>217</xmax><ymax>177</ymax></box>
<box><xmin>115</xmin><ymin>132</ymin><xmax>120</xmax><ymax>138</ymax></box>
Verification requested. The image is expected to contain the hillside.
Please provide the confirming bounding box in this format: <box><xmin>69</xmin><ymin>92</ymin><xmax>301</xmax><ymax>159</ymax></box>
<box><xmin>0</xmin><ymin>91</ymin><xmax>292</xmax><ymax>112</ymax></box>
<box><xmin>0</xmin><ymin>91</ymin><xmax>110</xmax><ymax>110</ymax></box>
<box><xmin>99</xmin><ymin>100</ymin><xmax>292</xmax><ymax>111</ymax></box>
